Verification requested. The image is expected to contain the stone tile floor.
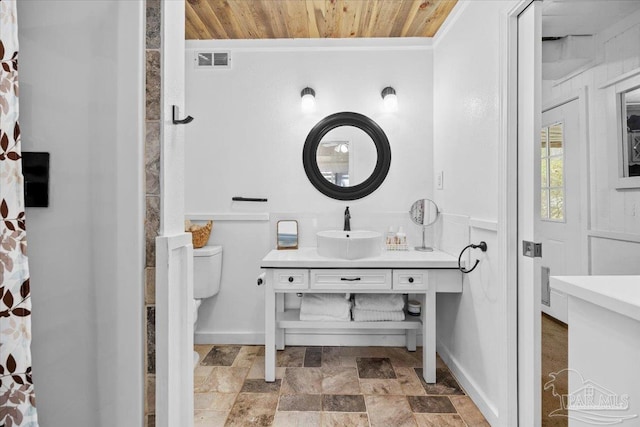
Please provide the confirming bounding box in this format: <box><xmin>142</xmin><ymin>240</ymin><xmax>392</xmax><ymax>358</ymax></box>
<box><xmin>194</xmin><ymin>345</ymin><xmax>489</xmax><ymax>427</ymax></box>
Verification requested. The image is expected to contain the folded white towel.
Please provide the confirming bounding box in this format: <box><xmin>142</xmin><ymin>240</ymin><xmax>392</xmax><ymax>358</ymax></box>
<box><xmin>354</xmin><ymin>294</ymin><xmax>405</xmax><ymax>312</ymax></box>
<box><xmin>299</xmin><ymin>312</ymin><xmax>351</xmax><ymax>321</ymax></box>
<box><xmin>352</xmin><ymin>308</ymin><xmax>405</xmax><ymax>322</ymax></box>
<box><xmin>300</xmin><ymin>293</ymin><xmax>352</xmax><ymax>319</ymax></box>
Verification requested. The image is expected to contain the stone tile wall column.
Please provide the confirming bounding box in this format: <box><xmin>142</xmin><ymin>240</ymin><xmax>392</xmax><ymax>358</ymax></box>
<box><xmin>145</xmin><ymin>0</ymin><xmax>161</xmax><ymax>426</ymax></box>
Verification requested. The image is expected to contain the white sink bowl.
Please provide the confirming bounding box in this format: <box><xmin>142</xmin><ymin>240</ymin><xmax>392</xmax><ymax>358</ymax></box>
<box><xmin>316</xmin><ymin>230</ymin><xmax>382</xmax><ymax>260</ymax></box>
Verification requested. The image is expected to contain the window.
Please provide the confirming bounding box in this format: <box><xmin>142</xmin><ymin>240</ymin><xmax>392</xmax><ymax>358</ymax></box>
<box><xmin>540</xmin><ymin>123</ymin><xmax>565</xmax><ymax>221</ymax></box>
<box><xmin>622</xmin><ymin>87</ymin><xmax>640</xmax><ymax>178</ymax></box>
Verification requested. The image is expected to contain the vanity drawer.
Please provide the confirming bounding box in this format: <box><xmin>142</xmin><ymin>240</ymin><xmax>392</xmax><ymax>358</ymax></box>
<box><xmin>392</xmin><ymin>270</ymin><xmax>429</xmax><ymax>291</ymax></box>
<box><xmin>310</xmin><ymin>269</ymin><xmax>391</xmax><ymax>290</ymax></box>
<box><xmin>432</xmin><ymin>269</ymin><xmax>463</xmax><ymax>293</ymax></box>
<box><xmin>273</xmin><ymin>269</ymin><xmax>309</xmax><ymax>290</ymax></box>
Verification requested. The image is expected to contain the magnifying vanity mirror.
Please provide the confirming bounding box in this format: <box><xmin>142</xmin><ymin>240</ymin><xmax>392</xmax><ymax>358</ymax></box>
<box><xmin>409</xmin><ymin>199</ymin><xmax>439</xmax><ymax>252</ymax></box>
<box><xmin>303</xmin><ymin>112</ymin><xmax>391</xmax><ymax>200</ymax></box>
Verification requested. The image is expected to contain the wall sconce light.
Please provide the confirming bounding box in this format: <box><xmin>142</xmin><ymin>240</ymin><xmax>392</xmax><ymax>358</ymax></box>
<box><xmin>301</xmin><ymin>87</ymin><xmax>316</xmax><ymax>112</ymax></box>
<box><xmin>381</xmin><ymin>86</ymin><xmax>398</xmax><ymax>112</ymax></box>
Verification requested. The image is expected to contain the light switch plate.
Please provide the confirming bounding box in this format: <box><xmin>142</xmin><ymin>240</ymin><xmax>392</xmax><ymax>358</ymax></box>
<box><xmin>437</xmin><ymin>171</ymin><xmax>444</xmax><ymax>190</ymax></box>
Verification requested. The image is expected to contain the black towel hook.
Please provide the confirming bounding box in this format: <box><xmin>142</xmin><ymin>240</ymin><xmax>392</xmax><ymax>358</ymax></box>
<box><xmin>172</xmin><ymin>105</ymin><xmax>194</xmax><ymax>125</ymax></box>
<box><xmin>458</xmin><ymin>241</ymin><xmax>488</xmax><ymax>274</ymax></box>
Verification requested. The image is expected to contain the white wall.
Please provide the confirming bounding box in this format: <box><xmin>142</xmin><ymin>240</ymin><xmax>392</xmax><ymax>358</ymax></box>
<box><xmin>184</xmin><ymin>40</ymin><xmax>434</xmax><ymax>343</ymax></box>
<box><xmin>433</xmin><ymin>1</ymin><xmax>518</xmax><ymax>425</ymax></box>
<box><xmin>542</xmin><ymin>8</ymin><xmax>640</xmax><ymax>274</ymax></box>
<box><xmin>17</xmin><ymin>1</ymin><xmax>144</xmax><ymax>426</ymax></box>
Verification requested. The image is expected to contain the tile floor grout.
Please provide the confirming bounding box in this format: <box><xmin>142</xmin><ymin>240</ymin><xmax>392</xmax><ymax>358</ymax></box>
<box><xmin>193</xmin><ymin>345</ymin><xmax>488</xmax><ymax>427</ymax></box>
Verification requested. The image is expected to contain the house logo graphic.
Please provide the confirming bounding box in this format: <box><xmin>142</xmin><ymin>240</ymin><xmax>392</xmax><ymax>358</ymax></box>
<box><xmin>544</xmin><ymin>369</ymin><xmax>638</xmax><ymax>425</ymax></box>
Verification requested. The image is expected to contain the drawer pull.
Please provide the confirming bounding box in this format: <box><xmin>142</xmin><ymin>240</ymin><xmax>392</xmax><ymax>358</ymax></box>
<box><xmin>408</xmin><ymin>277</ymin><xmax>414</xmax><ymax>283</ymax></box>
<box><xmin>340</xmin><ymin>277</ymin><xmax>361</xmax><ymax>281</ymax></box>
<box><xmin>288</xmin><ymin>276</ymin><xmax>294</xmax><ymax>283</ymax></box>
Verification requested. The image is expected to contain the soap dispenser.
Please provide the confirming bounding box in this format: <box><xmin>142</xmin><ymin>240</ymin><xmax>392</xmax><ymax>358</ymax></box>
<box><xmin>396</xmin><ymin>227</ymin><xmax>407</xmax><ymax>245</ymax></box>
<box><xmin>386</xmin><ymin>226</ymin><xmax>395</xmax><ymax>245</ymax></box>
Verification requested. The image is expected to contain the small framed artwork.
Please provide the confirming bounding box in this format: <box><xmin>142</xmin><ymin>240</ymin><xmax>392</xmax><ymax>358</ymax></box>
<box><xmin>277</xmin><ymin>220</ymin><xmax>298</xmax><ymax>250</ymax></box>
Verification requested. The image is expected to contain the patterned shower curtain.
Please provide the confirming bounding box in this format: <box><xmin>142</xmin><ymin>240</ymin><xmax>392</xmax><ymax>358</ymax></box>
<box><xmin>0</xmin><ymin>1</ymin><xmax>38</xmax><ymax>426</ymax></box>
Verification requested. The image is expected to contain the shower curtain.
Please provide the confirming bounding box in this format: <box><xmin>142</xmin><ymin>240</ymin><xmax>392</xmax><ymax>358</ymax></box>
<box><xmin>0</xmin><ymin>1</ymin><xmax>39</xmax><ymax>426</ymax></box>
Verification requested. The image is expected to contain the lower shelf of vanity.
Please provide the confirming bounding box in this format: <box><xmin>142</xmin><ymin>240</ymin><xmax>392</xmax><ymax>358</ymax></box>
<box><xmin>277</xmin><ymin>309</ymin><xmax>422</xmax><ymax>330</ymax></box>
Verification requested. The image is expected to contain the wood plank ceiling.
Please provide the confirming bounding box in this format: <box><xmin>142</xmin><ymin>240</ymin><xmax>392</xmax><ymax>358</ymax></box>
<box><xmin>186</xmin><ymin>0</ymin><xmax>458</xmax><ymax>40</ymax></box>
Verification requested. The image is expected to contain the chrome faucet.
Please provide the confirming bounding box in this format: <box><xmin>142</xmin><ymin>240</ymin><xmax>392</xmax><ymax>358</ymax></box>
<box><xmin>344</xmin><ymin>206</ymin><xmax>351</xmax><ymax>231</ymax></box>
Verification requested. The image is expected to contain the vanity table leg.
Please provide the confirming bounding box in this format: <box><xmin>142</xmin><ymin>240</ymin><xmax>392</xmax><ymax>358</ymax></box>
<box><xmin>265</xmin><ymin>280</ymin><xmax>276</xmax><ymax>382</ymax></box>
<box><xmin>276</xmin><ymin>293</ymin><xmax>285</xmax><ymax>350</ymax></box>
<box><xmin>406</xmin><ymin>329</ymin><xmax>417</xmax><ymax>352</ymax></box>
<box><xmin>422</xmin><ymin>289</ymin><xmax>436</xmax><ymax>383</ymax></box>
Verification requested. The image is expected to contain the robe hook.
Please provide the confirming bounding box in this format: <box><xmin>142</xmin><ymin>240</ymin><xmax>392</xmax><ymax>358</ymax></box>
<box><xmin>172</xmin><ymin>105</ymin><xmax>194</xmax><ymax>125</ymax></box>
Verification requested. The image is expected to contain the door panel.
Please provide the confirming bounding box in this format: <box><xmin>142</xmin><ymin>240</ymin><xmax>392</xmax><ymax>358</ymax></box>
<box><xmin>517</xmin><ymin>2</ymin><xmax>542</xmax><ymax>426</ymax></box>
<box><xmin>539</xmin><ymin>100</ymin><xmax>581</xmax><ymax>323</ymax></box>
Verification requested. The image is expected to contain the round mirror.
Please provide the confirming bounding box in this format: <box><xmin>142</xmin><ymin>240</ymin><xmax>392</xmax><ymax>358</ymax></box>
<box><xmin>303</xmin><ymin>112</ymin><xmax>391</xmax><ymax>200</ymax></box>
<box><xmin>316</xmin><ymin>126</ymin><xmax>378</xmax><ymax>187</ymax></box>
<box><xmin>409</xmin><ymin>199</ymin><xmax>439</xmax><ymax>252</ymax></box>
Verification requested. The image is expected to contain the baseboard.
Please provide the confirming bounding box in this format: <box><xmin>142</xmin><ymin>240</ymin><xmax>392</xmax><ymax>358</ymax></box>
<box><xmin>195</xmin><ymin>332</ymin><xmax>264</xmax><ymax>345</ymax></box>
<box><xmin>195</xmin><ymin>330</ymin><xmax>424</xmax><ymax>347</ymax></box>
<box><xmin>437</xmin><ymin>341</ymin><xmax>499</xmax><ymax>426</ymax></box>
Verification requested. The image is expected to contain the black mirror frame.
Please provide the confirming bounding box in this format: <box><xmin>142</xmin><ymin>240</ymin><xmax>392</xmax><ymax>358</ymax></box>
<box><xmin>302</xmin><ymin>112</ymin><xmax>391</xmax><ymax>201</ymax></box>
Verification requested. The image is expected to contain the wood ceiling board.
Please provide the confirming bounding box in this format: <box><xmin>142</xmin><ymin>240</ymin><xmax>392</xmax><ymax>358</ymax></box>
<box><xmin>370</xmin><ymin>0</ymin><xmax>402</xmax><ymax>37</ymax></box>
<box><xmin>304</xmin><ymin>1</ymin><xmax>322</xmax><ymax>38</ymax></box>
<box><xmin>187</xmin><ymin>0</ymin><xmax>229</xmax><ymax>39</ymax></box>
<box><xmin>185</xmin><ymin>0</ymin><xmax>459</xmax><ymax>40</ymax></box>
<box><xmin>264</xmin><ymin>1</ymin><xmax>290</xmax><ymax>39</ymax></box>
<box><xmin>421</xmin><ymin>0</ymin><xmax>457</xmax><ymax>37</ymax></box>
<box><xmin>400</xmin><ymin>0</ymin><xmax>437</xmax><ymax>38</ymax></box>
<box><xmin>392</xmin><ymin>0</ymin><xmax>420</xmax><ymax>38</ymax></box>
<box><xmin>227</xmin><ymin>1</ymin><xmax>263</xmax><ymax>39</ymax></box>
<box><xmin>186</xmin><ymin>2</ymin><xmax>214</xmax><ymax>39</ymax></box>
<box><xmin>285</xmin><ymin>1</ymin><xmax>312</xmax><ymax>38</ymax></box>
<box><xmin>337</xmin><ymin>0</ymin><xmax>363</xmax><ymax>38</ymax></box>
<box><xmin>205</xmin><ymin>0</ymin><xmax>246</xmax><ymax>39</ymax></box>
<box><xmin>322</xmin><ymin>0</ymin><xmax>339</xmax><ymax>38</ymax></box>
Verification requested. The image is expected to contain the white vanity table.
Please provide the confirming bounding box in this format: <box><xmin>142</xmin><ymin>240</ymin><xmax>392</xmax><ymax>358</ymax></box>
<box><xmin>260</xmin><ymin>247</ymin><xmax>463</xmax><ymax>383</ymax></box>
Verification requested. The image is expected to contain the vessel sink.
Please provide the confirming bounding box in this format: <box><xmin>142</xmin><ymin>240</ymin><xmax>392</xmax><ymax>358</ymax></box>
<box><xmin>316</xmin><ymin>230</ymin><xmax>382</xmax><ymax>260</ymax></box>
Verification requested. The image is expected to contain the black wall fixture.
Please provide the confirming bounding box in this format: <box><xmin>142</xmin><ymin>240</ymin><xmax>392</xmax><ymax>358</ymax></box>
<box><xmin>302</xmin><ymin>112</ymin><xmax>391</xmax><ymax>201</ymax></box>
<box><xmin>22</xmin><ymin>152</ymin><xmax>50</xmax><ymax>207</ymax></box>
<box><xmin>172</xmin><ymin>105</ymin><xmax>194</xmax><ymax>125</ymax></box>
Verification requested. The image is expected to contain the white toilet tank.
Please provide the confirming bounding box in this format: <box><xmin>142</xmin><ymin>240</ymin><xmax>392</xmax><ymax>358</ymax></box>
<box><xmin>193</xmin><ymin>245</ymin><xmax>223</xmax><ymax>299</ymax></box>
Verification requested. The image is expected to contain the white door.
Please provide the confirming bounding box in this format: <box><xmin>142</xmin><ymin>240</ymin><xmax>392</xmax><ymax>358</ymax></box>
<box><xmin>517</xmin><ymin>1</ymin><xmax>542</xmax><ymax>426</ymax></box>
<box><xmin>156</xmin><ymin>1</ymin><xmax>194</xmax><ymax>427</ymax></box>
<box><xmin>538</xmin><ymin>101</ymin><xmax>582</xmax><ymax>323</ymax></box>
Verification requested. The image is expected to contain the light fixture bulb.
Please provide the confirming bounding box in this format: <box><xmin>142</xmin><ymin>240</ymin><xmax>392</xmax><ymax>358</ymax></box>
<box><xmin>334</xmin><ymin>143</ymin><xmax>349</xmax><ymax>153</ymax></box>
<box><xmin>381</xmin><ymin>86</ymin><xmax>398</xmax><ymax>112</ymax></box>
<box><xmin>301</xmin><ymin>87</ymin><xmax>316</xmax><ymax>112</ymax></box>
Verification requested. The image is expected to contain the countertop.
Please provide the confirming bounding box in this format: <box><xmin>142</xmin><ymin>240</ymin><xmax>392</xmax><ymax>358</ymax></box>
<box><xmin>551</xmin><ymin>275</ymin><xmax>640</xmax><ymax>322</ymax></box>
<box><xmin>261</xmin><ymin>247</ymin><xmax>460</xmax><ymax>269</ymax></box>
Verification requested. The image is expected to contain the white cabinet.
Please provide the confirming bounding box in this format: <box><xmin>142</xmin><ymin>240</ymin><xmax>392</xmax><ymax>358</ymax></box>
<box><xmin>310</xmin><ymin>269</ymin><xmax>392</xmax><ymax>290</ymax></box>
<box><xmin>393</xmin><ymin>270</ymin><xmax>428</xmax><ymax>291</ymax></box>
<box><xmin>272</xmin><ymin>269</ymin><xmax>308</xmax><ymax>290</ymax></box>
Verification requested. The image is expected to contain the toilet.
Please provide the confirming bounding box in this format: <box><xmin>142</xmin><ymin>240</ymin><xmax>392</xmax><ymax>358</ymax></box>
<box><xmin>193</xmin><ymin>245</ymin><xmax>223</xmax><ymax>367</ymax></box>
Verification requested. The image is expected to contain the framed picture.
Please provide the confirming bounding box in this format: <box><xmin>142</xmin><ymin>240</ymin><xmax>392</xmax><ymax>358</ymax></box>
<box><xmin>277</xmin><ymin>220</ymin><xmax>298</xmax><ymax>250</ymax></box>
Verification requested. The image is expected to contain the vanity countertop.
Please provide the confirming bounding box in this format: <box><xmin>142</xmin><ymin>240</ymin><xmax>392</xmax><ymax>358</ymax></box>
<box><xmin>261</xmin><ymin>247</ymin><xmax>460</xmax><ymax>269</ymax></box>
<box><xmin>551</xmin><ymin>275</ymin><xmax>640</xmax><ymax>322</ymax></box>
